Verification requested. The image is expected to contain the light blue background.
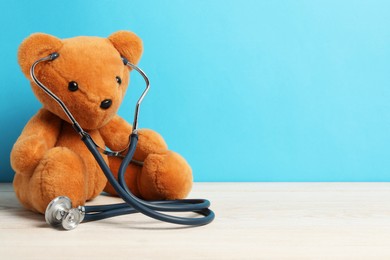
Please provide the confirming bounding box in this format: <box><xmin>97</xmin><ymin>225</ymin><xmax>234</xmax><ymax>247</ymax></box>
<box><xmin>1</xmin><ymin>0</ymin><xmax>389</xmax><ymax>182</ymax></box>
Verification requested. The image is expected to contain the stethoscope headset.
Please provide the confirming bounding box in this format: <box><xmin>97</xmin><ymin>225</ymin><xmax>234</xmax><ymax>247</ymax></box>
<box><xmin>30</xmin><ymin>52</ymin><xmax>215</xmax><ymax>230</ymax></box>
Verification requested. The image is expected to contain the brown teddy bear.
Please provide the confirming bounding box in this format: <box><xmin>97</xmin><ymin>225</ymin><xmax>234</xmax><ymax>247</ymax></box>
<box><xmin>11</xmin><ymin>31</ymin><xmax>193</xmax><ymax>214</ymax></box>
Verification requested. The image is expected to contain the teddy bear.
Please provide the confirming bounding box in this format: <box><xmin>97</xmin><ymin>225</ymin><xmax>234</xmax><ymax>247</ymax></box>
<box><xmin>10</xmin><ymin>31</ymin><xmax>193</xmax><ymax>214</ymax></box>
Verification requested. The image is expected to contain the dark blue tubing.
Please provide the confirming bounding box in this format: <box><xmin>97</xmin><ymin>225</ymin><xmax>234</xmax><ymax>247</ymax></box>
<box><xmin>82</xmin><ymin>133</ymin><xmax>215</xmax><ymax>226</ymax></box>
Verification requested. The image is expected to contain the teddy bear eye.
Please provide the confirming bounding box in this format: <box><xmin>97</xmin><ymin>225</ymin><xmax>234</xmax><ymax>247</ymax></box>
<box><xmin>68</xmin><ymin>81</ymin><xmax>79</xmax><ymax>92</ymax></box>
<box><xmin>116</xmin><ymin>76</ymin><xmax>122</xmax><ymax>85</ymax></box>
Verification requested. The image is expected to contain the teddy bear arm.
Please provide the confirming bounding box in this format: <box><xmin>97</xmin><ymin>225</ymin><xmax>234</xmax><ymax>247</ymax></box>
<box><xmin>100</xmin><ymin>115</ymin><xmax>168</xmax><ymax>161</ymax></box>
<box><xmin>100</xmin><ymin>115</ymin><xmax>133</xmax><ymax>151</ymax></box>
<box><xmin>11</xmin><ymin>109</ymin><xmax>62</xmax><ymax>175</ymax></box>
<box><xmin>134</xmin><ymin>129</ymin><xmax>168</xmax><ymax>161</ymax></box>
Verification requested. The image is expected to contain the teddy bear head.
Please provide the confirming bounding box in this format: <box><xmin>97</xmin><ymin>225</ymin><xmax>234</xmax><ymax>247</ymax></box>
<box><xmin>18</xmin><ymin>31</ymin><xmax>143</xmax><ymax>130</ymax></box>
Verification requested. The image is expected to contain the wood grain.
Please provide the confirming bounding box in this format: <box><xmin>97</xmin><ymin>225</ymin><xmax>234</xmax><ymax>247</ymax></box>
<box><xmin>0</xmin><ymin>182</ymin><xmax>389</xmax><ymax>259</ymax></box>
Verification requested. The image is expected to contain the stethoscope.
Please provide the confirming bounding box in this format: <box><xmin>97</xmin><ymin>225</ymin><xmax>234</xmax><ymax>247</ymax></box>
<box><xmin>30</xmin><ymin>52</ymin><xmax>215</xmax><ymax>230</ymax></box>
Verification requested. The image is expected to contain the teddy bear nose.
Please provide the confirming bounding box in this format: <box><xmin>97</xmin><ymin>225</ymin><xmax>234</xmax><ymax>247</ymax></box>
<box><xmin>100</xmin><ymin>99</ymin><xmax>112</xmax><ymax>109</ymax></box>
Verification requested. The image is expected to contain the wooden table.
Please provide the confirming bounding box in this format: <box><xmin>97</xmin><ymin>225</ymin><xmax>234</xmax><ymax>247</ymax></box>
<box><xmin>1</xmin><ymin>182</ymin><xmax>389</xmax><ymax>259</ymax></box>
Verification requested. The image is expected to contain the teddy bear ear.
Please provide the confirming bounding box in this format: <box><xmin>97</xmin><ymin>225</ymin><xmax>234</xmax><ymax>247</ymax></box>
<box><xmin>108</xmin><ymin>31</ymin><xmax>143</xmax><ymax>65</ymax></box>
<box><xmin>18</xmin><ymin>33</ymin><xmax>63</xmax><ymax>78</ymax></box>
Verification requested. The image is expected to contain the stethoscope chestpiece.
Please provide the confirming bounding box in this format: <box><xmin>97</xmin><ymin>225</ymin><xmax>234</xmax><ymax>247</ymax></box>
<box><xmin>45</xmin><ymin>196</ymin><xmax>85</xmax><ymax>230</ymax></box>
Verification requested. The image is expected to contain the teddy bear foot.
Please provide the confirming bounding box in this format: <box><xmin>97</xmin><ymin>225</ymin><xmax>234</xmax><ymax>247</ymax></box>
<box><xmin>137</xmin><ymin>151</ymin><xmax>193</xmax><ymax>200</ymax></box>
<box><xmin>19</xmin><ymin>147</ymin><xmax>87</xmax><ymax>214</ymax></box>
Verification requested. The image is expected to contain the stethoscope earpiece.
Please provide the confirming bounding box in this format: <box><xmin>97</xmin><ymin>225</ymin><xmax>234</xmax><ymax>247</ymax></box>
<box><xmin>121</xmin><ymin>56</ymin><xmax>129</xmax><ymax>65</ymax></box>
<box><xmin>49</xmin><ymin>52</ymin><xmax>60</xmax><ymax>61</ymax></box>
<box><xmin>45</xmin><ymin>196</ymin><xmax>85</xmax><ymax>230</ymax></box>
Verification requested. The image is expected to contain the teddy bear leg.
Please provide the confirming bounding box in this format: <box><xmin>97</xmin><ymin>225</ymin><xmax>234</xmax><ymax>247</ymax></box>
<box><xmin>137</xmin><ymin>151</ymin><xmax>193</xmax><ymax>200</ymax></box>
<box><xmin>103</xmin><ymin>156</ymin><xmax>142</xmax><ymax>197</ymax></box>
<box><xmin>13</xmin><ymin>173</ymin><xmax>35</xmax><ymax>212</ymax></box>
<box><xmin>27</xmin><ymin>147</ymin><xmax>87</xmax><ymax>214</ymax></box>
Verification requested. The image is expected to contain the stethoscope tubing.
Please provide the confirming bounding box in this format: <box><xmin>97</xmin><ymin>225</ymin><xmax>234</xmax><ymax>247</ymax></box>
<box><xmin>83</xmin><ymin>134</ymin><xmax>215</xmax><ymax>226</ymax></box>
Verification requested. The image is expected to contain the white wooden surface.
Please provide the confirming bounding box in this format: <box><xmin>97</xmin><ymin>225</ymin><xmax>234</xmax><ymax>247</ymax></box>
<box><xmin>0</xmin><ymin>182</ymin><xmax>390</xmax><ymax>259</ymax></box>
